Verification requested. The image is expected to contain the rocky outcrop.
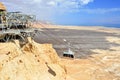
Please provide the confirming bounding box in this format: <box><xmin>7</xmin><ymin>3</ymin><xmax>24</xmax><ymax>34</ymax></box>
<box><xmin>0</xmin><ymin>38</ymin><xmax>66</xmax><ymax>80</ymax></box>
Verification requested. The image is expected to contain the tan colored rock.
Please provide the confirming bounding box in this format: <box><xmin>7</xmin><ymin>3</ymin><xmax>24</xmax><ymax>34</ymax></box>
<box><xmin>0</xmin><ymin>2</ymin><xmax>6</xmax><ymax>11</ymax></box>
<box><xmin>0</xmin><ymin>36</ymin><xmax>120</xmax><ymax>80</ymax></box>
<box><xmin>0</xmin><ymin>40</ymin><xmax>66</xmax><ymax>80</ymax></box>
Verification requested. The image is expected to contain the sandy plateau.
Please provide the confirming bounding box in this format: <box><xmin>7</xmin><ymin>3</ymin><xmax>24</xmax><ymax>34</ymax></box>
<box><xmin>62</xmin><ymin>36</ymin><xmax>120</xmax><ymax>80</ymax></box>
<box><xmin>0</xmin><ymin>25</ymin><xmax>120</xmax><ymax>80</ymax></box>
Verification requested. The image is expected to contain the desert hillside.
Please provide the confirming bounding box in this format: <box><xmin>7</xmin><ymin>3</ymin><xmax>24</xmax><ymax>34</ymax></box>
<box><xmin>0</xmin><ymin>38</ymin><xmax>66</xmax><ymax>80</ymax></box>
<box><xmin>0</xmin><ymin>36</ymin><xmax>120</xmax><ymax>80</ymax></box>
<box><xmin>0</xmin><ymin>0</ymin><xmax>120</xmax><ymax>79</ymax></box>
<box><xmin>0</xmin><ymin>24</ymin><xmax>120</xmax><ymax>80</ymax></box>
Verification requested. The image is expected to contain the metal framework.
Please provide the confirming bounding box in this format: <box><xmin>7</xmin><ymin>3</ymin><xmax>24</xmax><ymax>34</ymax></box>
<box><xmin>0</xmin><ymin>12</ymin><xmax>37</xmax><ymax>42</ymax></box>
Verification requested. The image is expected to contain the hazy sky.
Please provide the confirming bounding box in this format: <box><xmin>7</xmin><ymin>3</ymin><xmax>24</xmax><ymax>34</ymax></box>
<box><xmin>1</xmin><ymin>0</ymin><xmax>120</xmax><ymax>26</ymax></box>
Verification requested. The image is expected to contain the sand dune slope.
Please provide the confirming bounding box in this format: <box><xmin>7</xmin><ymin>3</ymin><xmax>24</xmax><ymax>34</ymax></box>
<box><xmin>0</xmin><ymin>38</ymin><xmax>66</xmax><ymax>80</ymax></box>
<box><xmin>0</xmin><ymin>36</ymin><xmax>120</xmax><ymax>80</ymax></box>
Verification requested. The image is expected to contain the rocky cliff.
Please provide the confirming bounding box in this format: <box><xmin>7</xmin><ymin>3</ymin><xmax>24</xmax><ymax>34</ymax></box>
<box><xmin>0</xmin><ymin>38</ymin><xmax>66</xmax><ymax>80</ymax></box>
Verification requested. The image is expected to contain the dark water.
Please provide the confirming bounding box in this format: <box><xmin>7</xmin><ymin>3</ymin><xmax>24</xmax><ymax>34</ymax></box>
<box><xmin>81</xmin><ymin>24</ymin><xmax>120</xmax><ymax>28</ymax></box>
<box><xmin>105</xmin><ymin>25</ymin><xmax>120</xmax><ymax>28</ymax></box>
<box><xmin>62</xmin><ymin>24</ymin><xmax>120</xmax><ymax>28</ymax></box>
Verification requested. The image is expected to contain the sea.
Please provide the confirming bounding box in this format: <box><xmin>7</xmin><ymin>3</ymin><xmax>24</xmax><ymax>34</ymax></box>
<box><xmin>103</xmin><ymin>24</ymin><xmax>120</xmax><ymax>28</ymax></box>
<box><xmin>61</xmin><ymin>23</ymin><xmax>120</xmax><ymax>28</ymax></box>
<box><xmin>77</xmin><ymin>24</ymin><xmax>120</xmax><ymax>28</ymax></box>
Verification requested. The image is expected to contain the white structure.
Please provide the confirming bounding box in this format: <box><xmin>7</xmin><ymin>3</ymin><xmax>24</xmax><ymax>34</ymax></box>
<box><xmin>63</xmin><ymin>39</ymin><xmax>74</xmax><ymax>58</ymax></box>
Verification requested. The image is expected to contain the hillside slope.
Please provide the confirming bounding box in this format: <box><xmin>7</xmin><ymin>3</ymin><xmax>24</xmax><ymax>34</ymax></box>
<box><xmin>0</xmin><ymin>38</ymin><xmax>66</xmax><ymax>80</ymax></box>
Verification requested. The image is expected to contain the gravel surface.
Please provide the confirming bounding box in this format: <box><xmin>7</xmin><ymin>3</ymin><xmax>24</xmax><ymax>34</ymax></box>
<box><xmin>34</xmin><ymin>28</ymin><xmax>120</xmax><ymax>58</ymax></box>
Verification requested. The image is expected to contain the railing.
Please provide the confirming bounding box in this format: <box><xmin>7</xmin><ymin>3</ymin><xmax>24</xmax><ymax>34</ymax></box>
<box><xmin>0</xmin><ymin>12</ymin><xmax>36</xmax><ymax>29</ymax></box>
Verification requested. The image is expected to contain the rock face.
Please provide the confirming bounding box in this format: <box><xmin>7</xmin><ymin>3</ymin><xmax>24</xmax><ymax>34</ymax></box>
<box><xmin>0</xmin><ymin>37</ymin><xmax>120</xmax><ymax>80</ymax></box>
<box><xmin>0</xmin><ymin>2</ymin><xmax>6</xmax><ymax>11</ymax></box>
<box><xmin>0</xmin><ymin>39</ymin><xmax>66</xmax><ymax>80</ymax></box>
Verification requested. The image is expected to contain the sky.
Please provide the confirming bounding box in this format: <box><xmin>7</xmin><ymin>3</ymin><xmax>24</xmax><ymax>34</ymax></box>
<box><xmin>1</xmin><ymin>0</ymin><xmax>120</xmax><ymax>26</ymax></box>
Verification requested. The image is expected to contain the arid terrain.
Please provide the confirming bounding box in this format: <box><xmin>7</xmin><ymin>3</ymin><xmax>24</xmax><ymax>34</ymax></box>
<box><xmin>34</xmin><ymin>24</ymin><xmax>120</xmax><ymax>58</ymax></box>
<box><xmin>0</xmin><ymin>24</ymin><xmax>120</xmax><ymax>80</ymax></box>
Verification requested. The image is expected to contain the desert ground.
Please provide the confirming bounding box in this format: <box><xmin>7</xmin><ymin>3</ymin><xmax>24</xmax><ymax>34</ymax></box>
<box><xmin>34</xmin><ymin>24</ymin><xmax>120</xmax><ymax>58</ymax></box>
<box><xmin>0</xmin><ymin>24</ymin><xmax>120</xmax><ymax>80</ymax></box>
<box><xmin>34</xmin><ymin>24</ymin><xmax>120</xmax><ymax>80</ymax></box>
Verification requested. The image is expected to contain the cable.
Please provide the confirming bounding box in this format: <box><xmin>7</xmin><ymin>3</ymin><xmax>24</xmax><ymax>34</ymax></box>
<box><xmin>35</xmin><ymin>22</ymin><xmax>110</xmax><ymax>69</ymax></box>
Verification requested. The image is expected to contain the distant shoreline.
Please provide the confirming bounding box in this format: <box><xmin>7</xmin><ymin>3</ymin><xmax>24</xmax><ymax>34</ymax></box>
<box><xmin>34</xmin><ymin>23</ymin><xmax>120</xmax><ymax>34</ymax></box>
<box><xmin>54</xmin><ymin>24</ymin><xmax>120</xmax><ymax>29</ymax></box>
